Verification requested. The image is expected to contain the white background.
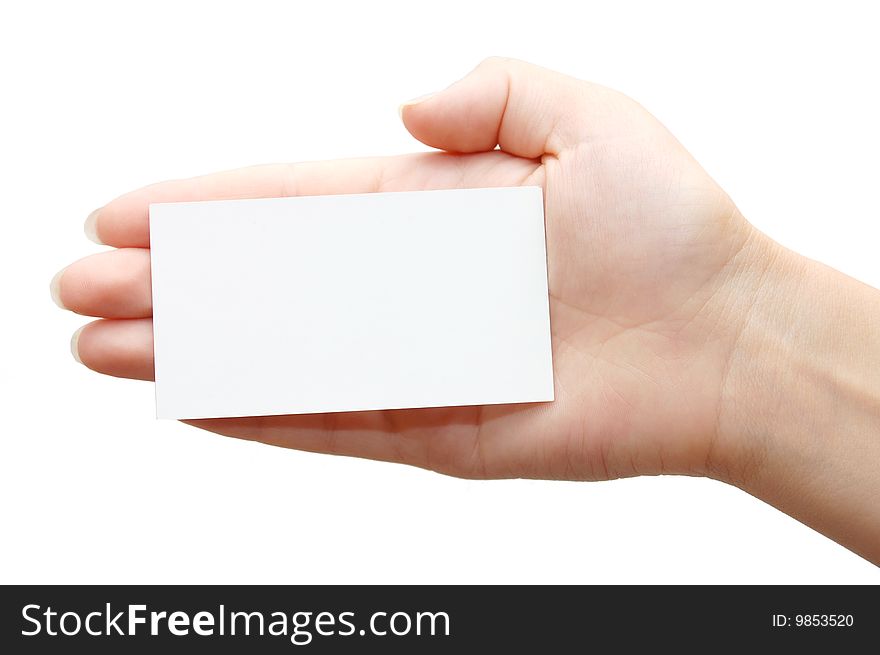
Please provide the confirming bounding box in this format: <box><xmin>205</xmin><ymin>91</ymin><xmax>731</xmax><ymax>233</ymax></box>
<box><xmin>1</xmin><ymin>0</ymin><xmax>877</xmax><ymax>583</ymax></box>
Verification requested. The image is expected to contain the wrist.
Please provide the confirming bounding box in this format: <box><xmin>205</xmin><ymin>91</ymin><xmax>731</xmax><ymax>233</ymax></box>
<box><xmin>711</xmin><ymin>230</ymin><xmax>880</xmax><ymax>561</ymax></box>
<box><xmin>709</xmin><ymin>232</ymin><xmax>808</xmax><ymax>485</ymax></box>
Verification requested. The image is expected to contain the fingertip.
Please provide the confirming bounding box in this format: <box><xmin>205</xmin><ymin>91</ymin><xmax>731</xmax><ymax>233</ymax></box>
<box><xmin>54</xmin><ymin>249</ymin><xmax>153</xmax><ymax>319</ymax></box>
<box><xmin>50</xmin><ymin>267</ymin><xmax>67</xmax><ymax>309</ymax></box>
<box><xmin>69</xmin><ymin>318</ymin><xmax>155</xmax><ymax>381</ymax></box>
<box><xmin>398</xmin><ymin>64</ymin><xmax>507</xmax><ymax>154</ymax></box>
<box><xmin>398</xmin><ymin>92</ymin><xmax>437</xmax><ymax>117</ymax></box>
<box><xmin>84</xmin><ymin>207</ymin><xmax>104</xmax><ymax>244</ymax></box>
<box><xmin>70</xmin><ymin>325</ymin><xmax>85</xmax><ymax>364</ymax></box>
<box><xmin>398</xmin><ymin>92</ymin><xmax>437</xmax><ymax>135</ymax></box>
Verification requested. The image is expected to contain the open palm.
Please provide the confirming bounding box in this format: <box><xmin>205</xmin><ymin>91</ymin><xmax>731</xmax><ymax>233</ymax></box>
<box><xmin>54</xmin><ymin>58</ymin><xmax>759</xmax><ymax>481</ymax></box>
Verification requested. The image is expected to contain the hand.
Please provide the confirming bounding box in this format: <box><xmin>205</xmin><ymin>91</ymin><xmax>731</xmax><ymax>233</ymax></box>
<box><xmin>50</xmin><ymin>57</ymin><xmax>767</xmax><ymax>482</ymax></box>
<box><xmin>52</xmin><ymin>58</ymin><xmax>880</xmax><ymax>562</ymax></box>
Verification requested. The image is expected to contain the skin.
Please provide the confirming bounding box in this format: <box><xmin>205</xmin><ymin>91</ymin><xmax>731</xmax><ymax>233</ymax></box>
<box><xmin>52</xmin><ymin>58</ymin><xmax>880</xmax><ymax>564</ymax></box>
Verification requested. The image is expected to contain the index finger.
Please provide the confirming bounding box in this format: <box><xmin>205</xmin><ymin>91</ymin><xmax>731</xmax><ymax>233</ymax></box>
<box><xmin>88</xmin><ymin>151</ymin><xmax>541</xmax><ymax>248</ymax></box>
<box><xmin>89</xmin><ymin>158</ymin><xmax>394</xmax><ymax>248</ymax></box>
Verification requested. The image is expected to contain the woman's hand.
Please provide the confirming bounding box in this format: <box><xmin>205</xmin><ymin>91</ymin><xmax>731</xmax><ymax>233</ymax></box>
<box><xmin>51</xmin><ymin>59</ymin><xmax>880</xmax><ymax>565</ymax></box>
<box><xmin>50</xmin><ymin>57</ymin><xmax>769</xmax><ymax>481</ymax></box>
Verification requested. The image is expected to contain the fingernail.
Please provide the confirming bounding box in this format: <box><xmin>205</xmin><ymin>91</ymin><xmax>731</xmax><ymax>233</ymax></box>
<box><xmin>84</xmin><ymin>208</ymin><xmax>103</xmax><ymax>244</ymax></box>
<box><xmin>50</xmin><ymin>268</ymin><xmax>67</xmax><ymax>309</ymax></box>
<box><xmin>398</xmin><ymin>92</ymin><xmax>437</xmax><ymax>118</ymax></box>
<box><xmin>70</xmin><ymin>326</ymin><xmax>85</xmax><ymax>364</ymax></box>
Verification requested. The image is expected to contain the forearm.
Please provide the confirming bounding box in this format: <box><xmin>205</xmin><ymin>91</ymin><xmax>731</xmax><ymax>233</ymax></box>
<box><xmin>719</xmin><ymin>235</ymin><xmax>880</xmax><ymax>564</ymax></box>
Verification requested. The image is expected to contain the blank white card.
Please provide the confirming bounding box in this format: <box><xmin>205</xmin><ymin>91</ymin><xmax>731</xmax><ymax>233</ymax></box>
<box><xmin>149</xmin><ymin>187</ymin><xmax>554</xmax><ymax>419</ymax></box>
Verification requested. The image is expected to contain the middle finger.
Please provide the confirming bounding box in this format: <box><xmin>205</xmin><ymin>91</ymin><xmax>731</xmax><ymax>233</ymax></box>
<box><xmin>52</xmin><ymin>248</ymin><xmax>152</xmax><ymax>318</ymax></box>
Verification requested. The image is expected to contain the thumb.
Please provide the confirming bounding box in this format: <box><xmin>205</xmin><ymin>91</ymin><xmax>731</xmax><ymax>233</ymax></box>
<box><xmin>399</xmin><ymin>57</ymin><xmax>625</xmax><ymax>158</ymax></box>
